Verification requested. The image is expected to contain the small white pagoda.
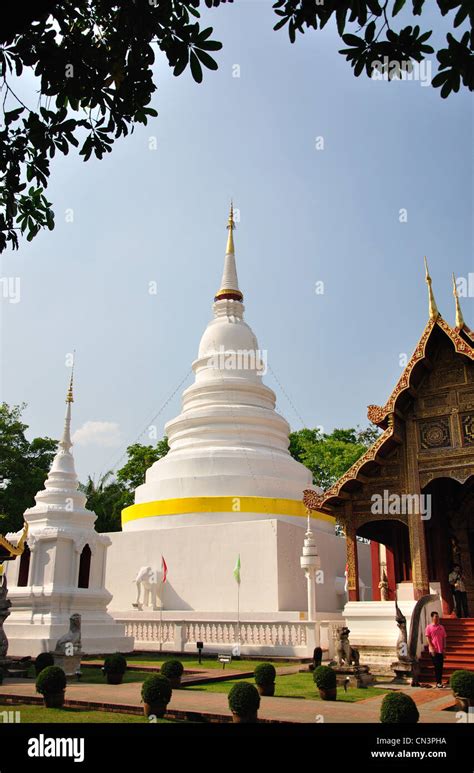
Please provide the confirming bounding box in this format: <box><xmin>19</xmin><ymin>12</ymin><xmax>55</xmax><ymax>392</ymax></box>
<box><xmin>4</xmin><ymin>373</ymin><xmax>133</xmax><ymax>656</ymax></box>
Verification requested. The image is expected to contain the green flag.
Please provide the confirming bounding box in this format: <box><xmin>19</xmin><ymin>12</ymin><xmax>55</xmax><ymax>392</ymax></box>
<box><xmin>233</xmin><ymin>554</ymin><xmax>241</xmax><ymax>585</ymax></box>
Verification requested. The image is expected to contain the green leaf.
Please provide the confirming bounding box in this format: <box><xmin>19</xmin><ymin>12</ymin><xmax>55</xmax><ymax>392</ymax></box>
<box><xmin>195</xmin><ymin>49</ymin><xmax>218</xmax><ymax>71</ymax></box>
<box><xmin>190</xmin><ymin>51</ymin><xmax>203</xmax><ymax>83</ymax></box>
<box><xmin>365</xmin><ymin>21</ymin><xmax>376</xmax><ymax>43</ymax></box>
<box><xmin>336</xmin><ymin>7</ymin><xmax>348</xmax><ymax>36</ymax></box>
<box><xmin>174</xmin><ymin>53</ymin><xmax>189</xmax><ymax>78</ymax></box>
<box><xmin>273</xmin><ymin>17</ymin><xmax>289</xmax><ymax>32</ymax></box>
<box><xmin>393</xmin><ymin>0</ymin><xmax>407</xmax><ymax>16</ymax></box>
<box><xmin>342</xmin><ymin>34</ymin><xmax>364</xmax><ymax>47</ymax></box>
<box><xmin>197</xmin><ymin>40</ymin><xmax>222</xmax><ymax>51</ymax></box>
<box><xmin>454</xmin><ymin>4</ymin><xmax>469</xmax><ymax>27</ymax></box>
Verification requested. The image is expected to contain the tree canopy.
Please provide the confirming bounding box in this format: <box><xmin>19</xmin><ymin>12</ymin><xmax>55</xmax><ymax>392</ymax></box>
<box><xmin>289</xmin><ymin>425</ymin><xmax>380</xmax><ymax>490</ymax></box>
<box><xmin>81</xmin><ymin>438</ymin><xmax>170</xmax><ymax>531</ymax></box>
<box><xmin>0</xmin><ymin>402</ymin><xmax>57</xmax><ymax>534</ymax></box>
<box><xmin>1</xmin><ymin>0</ymin><xmax>472</xmax><ymax>251</ymax></box>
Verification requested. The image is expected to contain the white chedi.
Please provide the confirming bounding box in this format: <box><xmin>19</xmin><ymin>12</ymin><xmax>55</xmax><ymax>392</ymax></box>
<box><xmin>125</xmin><ymin>204</ymin><xmax>313</xmax><ymax>531</ymax></box>
<box><xmin>4</xmin><ymin>375</ymin><xmax>133</xmax><ymax>656</ymax></box>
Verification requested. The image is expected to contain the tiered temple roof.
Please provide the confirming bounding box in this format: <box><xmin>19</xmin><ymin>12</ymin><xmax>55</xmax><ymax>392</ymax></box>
<box><xmin>303</xmin><ymin>260</ymin><xmax>474</xmax><ymax>513</ymax></box>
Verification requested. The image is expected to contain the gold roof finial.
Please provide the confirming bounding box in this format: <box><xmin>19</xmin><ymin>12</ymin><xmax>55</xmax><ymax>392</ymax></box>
<box><xmin>424</xmin><ymin>257</ymin><xmax>439</xmax><ymax>321</ymax></box>
<box><xmin>226</xmin><ymin>200</ymin><xmax>235</xmax><ymax>255</ymax></box>
<box><xmin>213</xmin><ymin>202</ymin><xmax>243</xmax><ymax>303</ymax></box>
<box><xmin>66</xmin><ymin>354</ymin><xmax>75</xmax><ymax>403</ymax></box>
<box><xmin>452</xmin><ymin>272</ymin><xmax>465</xmax><ymax>329</ymax></box>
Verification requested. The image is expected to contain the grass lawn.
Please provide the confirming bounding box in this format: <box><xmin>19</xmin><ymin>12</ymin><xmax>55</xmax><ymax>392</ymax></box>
<box><xmin>185</xmin><ymin>672</ymin><xmax>389</xmax><ymax>703</ymax></box>
<box><xmin>78</xmin><ymin>667</ymin><xmax>152</xmax><ymax>685</ymax></box>
<box><xmin>23</xmin><ymin>665</ymin><xmax>153</xmax><ymax>685</ymax></box>
<box><xmin>83</xmin><ymin>653</ymin><xmax>292</xmax><ymax>672</ymax></box>
<box><xmin>0</xmin><ymin>704</ymin><xmax>172</xmax><ymax>723</ymax></box>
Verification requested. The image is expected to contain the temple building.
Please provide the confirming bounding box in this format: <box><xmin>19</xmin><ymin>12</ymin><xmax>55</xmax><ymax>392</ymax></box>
<box><xmin>304</xmin><ymin>260</ymin><xmax>474</xmax><ymax>668</ymax></box>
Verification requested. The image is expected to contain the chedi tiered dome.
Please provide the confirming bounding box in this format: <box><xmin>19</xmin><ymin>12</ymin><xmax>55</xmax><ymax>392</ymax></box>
<box><xmin>122</xmin><ymin>205</ymin><xmax>316</xmax><ymax>531</ymax></box>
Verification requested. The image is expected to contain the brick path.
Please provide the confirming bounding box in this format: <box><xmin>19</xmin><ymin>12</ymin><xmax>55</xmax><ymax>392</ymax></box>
<box><xmin>0</xmin><ymin>679</ymin><xmax>458</xmax><ymax>724</ymax></box>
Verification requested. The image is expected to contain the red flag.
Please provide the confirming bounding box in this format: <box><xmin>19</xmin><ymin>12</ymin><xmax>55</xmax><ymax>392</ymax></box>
<box><xmin>161</xmin><ymin>555</ymin><xmax>168</xmax><ymax>583</ymax></box>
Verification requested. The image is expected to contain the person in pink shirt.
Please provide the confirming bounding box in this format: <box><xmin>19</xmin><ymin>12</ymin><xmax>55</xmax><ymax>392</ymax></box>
<box><xmin>425</xmin><ymin>611</ymin><xmax>447</xmax><ymax>688</ymax></box>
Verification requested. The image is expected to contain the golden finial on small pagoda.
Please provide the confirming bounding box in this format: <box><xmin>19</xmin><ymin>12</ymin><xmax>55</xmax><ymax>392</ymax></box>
<box><xmin>66</xmin><ymin>354</ymin><xmax>75</xmax><ymax>404</ymax></box>
<box><xmin>226</xmin><ymin>200</ymin><xmax>235</xmax><ymax>255</ymax></box>
<box><xmin>452</xmin><ymin>272</ymin><xmax>465</xmax><ymax>329</ymax></box>
<box><xmin>424</xmin><ymin>257</ymin><xmax>439</xmax><ymax>321</ymax></box>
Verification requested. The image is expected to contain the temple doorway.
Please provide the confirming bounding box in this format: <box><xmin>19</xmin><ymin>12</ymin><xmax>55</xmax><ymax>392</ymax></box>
<box><xmin>357</xmin><ymin>519</ymin><xmax>411</xmax><ymax>602</ymax></box>
<box><xmin>423</xmin><ymin>476</ymin><xmax>474</xmax><ymax>616</ymax></box>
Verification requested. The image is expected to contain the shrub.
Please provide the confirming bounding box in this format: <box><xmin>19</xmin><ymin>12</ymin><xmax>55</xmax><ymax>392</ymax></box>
<box><xmin>313</xmin><ymin>665</ymin><xmax>337</xmax><ymax>690</ymax></box>
<box><xmin>380</xmin><ymin>692</ymin><xmax>419</xmax><ymax>724</ymax></box>
<box><xmin>36</xmin><ymin>666</ymin><xmax>67</xmax><ymax>695</ymax></box>
<box><xmin>160</xmin><ymin>659</ymin><xmax>184</xmax><ymax>680</ymax></box>
<box><xmin>35</xmin><ymin>652</ymin><xmax>54</xmax><ymax>675</ymax></box>
<box><xmin>141</xmin><ymin>674</ymin><xmax>172</xmax><ymax>706</ymax></box>
<box><xmin>228</xmin><ymin>681</ymin><xmax>260</xmax><ymax>716</ymax></box>
<box><xmin>103</xmin><ymin>653</ymin><xmax>127</xmax><ymax>675</ymax></box>
<box><xmin>450</xmin><ymin>670</ymin><xmax>474</xmax><ymax>700</ymax></box>
<box><xmin>254</xmin><ymin>663</ymin><xmax>276</xmax><ymax>686</ymax></box>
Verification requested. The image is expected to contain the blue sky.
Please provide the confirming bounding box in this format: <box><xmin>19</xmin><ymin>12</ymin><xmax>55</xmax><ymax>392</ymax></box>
<box><xmin>1</xmin><ymin>1</ymin><xmax>472</xmax><ymax>482</ymax></box>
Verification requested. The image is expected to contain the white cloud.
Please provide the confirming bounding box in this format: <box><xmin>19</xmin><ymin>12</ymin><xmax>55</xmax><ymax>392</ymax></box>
<box><xmin>72</xmin><ymin>421</ymin><xmax>121</xmax><ymax>448</ymax></box>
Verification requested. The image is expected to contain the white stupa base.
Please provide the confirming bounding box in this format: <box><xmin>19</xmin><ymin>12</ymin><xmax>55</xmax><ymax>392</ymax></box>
<box><xmin>104</xmin><ymin>516</ymin><xmax>372</xmax><ymax>626</ymax></box>
<box><xmin>5</xmin><ymin>589</ymin><xmax>133</xmax><ymax>656</ymax></box>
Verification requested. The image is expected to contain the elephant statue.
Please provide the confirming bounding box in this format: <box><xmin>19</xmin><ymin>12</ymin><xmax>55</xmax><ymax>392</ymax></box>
<box><xmin>133</xmin><ymin>566</ymin><xmax>163</xmax><ymax>610</ymax></box>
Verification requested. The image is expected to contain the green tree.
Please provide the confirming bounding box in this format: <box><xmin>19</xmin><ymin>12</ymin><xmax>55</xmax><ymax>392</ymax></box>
<box><xmin>289</xmin><ymin>425</ymin><xmax>380</xmax><ymax>490</ymax></box>
<box><xmin>78</xmin><ymin>438</ymin><xmax>170</xmax><ymax>532</ymax></box>
<box><xmin>1</xmin><ymin>1</ymin><xmax>472</xmax><ymax>251</ymax></box>
<box><xmin>274</xmin><ymin>1</ymin><xmax>472</xmax><ymax>99</ymax></box>
<box><xmin>0</xmin><ymin>402</ymin><xmax>57</xmax><ymax>533</ymax></box>
<box><xmin>116</xmin><ymin>438</ymin><xmax>170</xmax><ymax>491</ymax></box>
<box><xmin>0</xmin><ymin>0</ymin><xmax>224</xmax><ymax>251</ymax></box>
<box><xmin>80</xmin><ymin>471</ymin><xmax>129</xmax><ymax>533</ymax></box>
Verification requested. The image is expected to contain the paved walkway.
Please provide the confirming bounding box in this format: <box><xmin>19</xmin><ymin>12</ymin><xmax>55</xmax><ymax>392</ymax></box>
<box><xmin>0</xmin><ymin>679</ymin><xmax>458</xmax><ymax>724</ymax></box>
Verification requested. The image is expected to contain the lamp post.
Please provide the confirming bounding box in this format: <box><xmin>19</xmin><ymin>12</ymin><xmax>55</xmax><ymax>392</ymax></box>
<box><xmin>300</xmin><ymin>511</ymin><xmax>321</xmax><ymax>622</ymax></box>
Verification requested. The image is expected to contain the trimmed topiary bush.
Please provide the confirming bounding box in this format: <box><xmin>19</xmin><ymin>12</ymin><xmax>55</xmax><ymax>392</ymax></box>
<box><xmin>254</xmin><ymin>663</ymin><xmax>276</xmax><ymax>686</ymax></box>
<box><xmin>161</xmin><ymin>659</ymin><xmax>184</xmax><ymax>680</ymax></box>
<box><xmin>228</xmin><ymin>681</ymin><xmax>260</xmax><ymax>722</ymax></box>
<box><xmin>450</xmin><ymin>670</ymin><xmax>474</xmax><ymax>700</ymax></box>
<box><xmin>254</xmin><ymin>663</ymin><xmax>276</xmax><ymax>696</ymax></box>
<box><xmin>36</xmin><ymin>666</ymin><xmax>67</xmax><ymax>708</ymax></box>
<box><xmin>380</xmin><ymin>692</ymin><xmax>419</xmax><ymax>724</ymax></box>
<box><xmin>313</xmin><ymin>665</ymin><xmax>337</xmax><ymax>701</ymax></box>
<box><xmin>35</xmin><ymin>652</ymin><xmax>54</xmax><ymax>677</ymax></box>
<box><xmin>103</xmin><ymin>653</ymin><xmax>127</xmax><ymax>684</ymax></box>
<box><xmin>141</xmin><ymin>674</ymin><xmax>172</xmax><ymax>718</ymax></box>
<box><xmin>313</xmin><ymin>665</ymin><xmax>337</xmax><ymax>690</ymax></box>
<box><xmin>161</xmin><ymin>659</ymin><xmax>184</xmax><ymax>688</ymax></box>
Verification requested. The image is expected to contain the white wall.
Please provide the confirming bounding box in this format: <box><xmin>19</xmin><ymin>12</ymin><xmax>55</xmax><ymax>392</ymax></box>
<box><xmin>105</xmin><ymin>517</ymin><xmax>369</xmax><ymax>616</ymax></box>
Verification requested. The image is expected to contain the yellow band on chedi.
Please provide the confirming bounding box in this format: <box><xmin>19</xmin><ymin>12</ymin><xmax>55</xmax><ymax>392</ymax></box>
<box><xmin>122</xmin><ymin>496</ymin><xmax>334</xmax><ymax>526</ymax></box>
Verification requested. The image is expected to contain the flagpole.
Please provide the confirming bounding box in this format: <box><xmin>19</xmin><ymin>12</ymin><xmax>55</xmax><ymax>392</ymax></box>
<box><xmin>159</xmin><ymin>555</ymin><xmax>167</xmax><ymax>653</ymax></box>
<box><xmin>159</xmin><ymin>584</ymin><xmax>163</xmax><ymax>652</ymax></box>
<box><xmin>237</xmin><ymin>580</ymin><xmax>240</xmax><ymax>645</ymax></box>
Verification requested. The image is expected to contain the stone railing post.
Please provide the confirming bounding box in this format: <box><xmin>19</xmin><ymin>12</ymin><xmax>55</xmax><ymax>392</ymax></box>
<box><xmin>173</xmin><ymin>620</ymin><xmax>186</xmax><ymax>653</ymax></box>
<box><xmin>305</xmin><ymin>622</ymin><xmax>319</xmax><ymax>656</ymax></box>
